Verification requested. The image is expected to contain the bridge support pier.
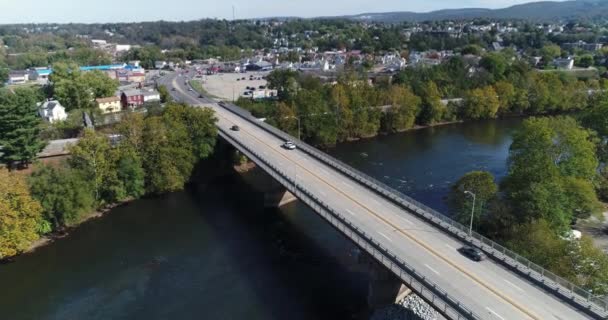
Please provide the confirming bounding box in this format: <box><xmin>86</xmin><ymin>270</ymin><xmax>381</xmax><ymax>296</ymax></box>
<box><xmin>368</xmin><ymin>261</ymin><xmax>411</xmax><ymax>309</ymax></box>
<box><xmin>263</xmin><ymin>185</ymin><xmax>296</xmax><ymax>208</ymax></box>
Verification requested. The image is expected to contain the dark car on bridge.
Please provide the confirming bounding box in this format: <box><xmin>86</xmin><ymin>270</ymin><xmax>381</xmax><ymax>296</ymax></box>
<box><xmin>231</xmin><ymin>125</ymin><xmax>240</xmax><ymax>131</ymax></box>
<box><xmin>459</xmin><ymin>246</ymin><xmax>485</xmax><ymax>262</ymax></box>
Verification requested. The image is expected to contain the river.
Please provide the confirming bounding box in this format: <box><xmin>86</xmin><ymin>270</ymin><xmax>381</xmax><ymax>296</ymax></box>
<box><xmin>0</xmin><ymin>118</ymin><xmax>522</xmax><ymax>320</ymax></box>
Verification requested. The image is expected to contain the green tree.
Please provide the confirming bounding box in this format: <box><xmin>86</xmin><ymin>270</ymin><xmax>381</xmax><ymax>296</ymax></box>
<box><xmin>50</xmin><ymin>62</ymin><xmax>93</xmax><ymax>111</ymax></box>
<box><xmin>417</xmin><ymin>81</ymin><xmax>446</xmax><ymax>125</ymax></box>
<box><xmin>266</xmin><ymin>69</ymin><xmax>299</xmax><ymax>101</ymax></box>
<box><xmin>0</xmin><ymin>169</ymin><xmax>44</xmax><ymax>259</ymax></box>
<box><xmin>68</xmin><ymin>129</ymin><xmax>111</xmax><ymax>202</ymax></box>
<box><xmin>141</xmin><ymin>116</ymin><xmax>188</xmax><ymax>193</ymax></box>
<box><xmin>158</xmin><ymin>85</ymin><xmax>172</xmax><ymax>103</ymax></box>
<box><xmin>0</xmin><ymin>87</ymin><xmax>46</xmax><ymax>167</ymax></box>
<box><xmin>81</xmin><ymin>70</ymin><xmax>119</xmax><ymax>98</ymax></box>
<box><xmin>541</xmin><ymin>44</ymin><xmax>561</xmax><ymax>64</ymax></box>
<box><xmin>504</xmin><ymin>117</ymin><xmax>601</xmax><ymax>231</ymax></box>
<box><xmin>494</xmin><ymin>81</ymin><xmax>516</xmax><ymax>113</ymax></box>
<box><xmin>479</xmin><ymin>53</ymin><xmax>507</xmax><ymax>82</ymax></box>
<box><xmin>28</xmin><ymin>164</ymin><xmax>95</xmax><ymax>229</ymax></box>
<box><xmin>448</xmin><ymin>171</ymin><xmax>498</xmax><ymax>228</ymax></box>
<box><xmin>383</xmin><ymin>85</ymin><xmax>421</xmax><ymax>132</ymax></box>
<box><xmin>462</xmin><ymin>86</ymin><xmax>500</xmax><ymax>120</ymax></box>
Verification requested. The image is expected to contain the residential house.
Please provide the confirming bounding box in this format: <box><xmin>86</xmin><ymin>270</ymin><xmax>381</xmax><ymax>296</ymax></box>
<box><xmin>7</xmin><ymin>70</ymin><xmax>29</xmax><ymax>84</ymax></box>
<box><xmin>38</xmin><ymin>100</ymin><xmax>67</xmax><ymax>123</ymax></box>
<box><xmin>96</xmin><ymin>96</ymin><xmax>122</xmax><ymax>114</ymax></box>
<box><xmin>553</xmin><ymin>57</ymin><xmax>575</xmax><ymax>70</ymax></box>
<box><xmin>29</xmin><ymin>67</ymin><xmax>52</xmax><ymax>84</ymax></box>
<box><xmin>142</xmin><ymin>90</ymin><xmax>161</xmax><ymax>103</ymax></box>
<box><xmin>121</xmin><ymin>90</ymin><xmax>144</xmax><ymax>109</ymax></box>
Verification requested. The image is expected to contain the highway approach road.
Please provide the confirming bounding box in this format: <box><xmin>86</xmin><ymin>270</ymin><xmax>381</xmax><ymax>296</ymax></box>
<box><xmin>159</xmin><ymin>70</ymin><xmax>594</xmax><ymax>320</ymax></box>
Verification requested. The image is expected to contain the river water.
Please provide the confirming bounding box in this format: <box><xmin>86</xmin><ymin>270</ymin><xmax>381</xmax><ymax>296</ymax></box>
<box><xmin>0</xmin><ymin>118</ymin><xmax>521</xmax><ymax>320</ymax></box>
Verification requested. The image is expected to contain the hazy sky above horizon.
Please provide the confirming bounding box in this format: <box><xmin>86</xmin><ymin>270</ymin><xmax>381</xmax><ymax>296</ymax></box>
<box><xmin>1</xmin><ymin>0</ymin><xmax>567</xmax><ymax>23</ymax></box>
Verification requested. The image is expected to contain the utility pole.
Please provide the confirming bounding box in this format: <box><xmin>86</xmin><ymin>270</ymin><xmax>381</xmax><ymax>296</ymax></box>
<box><xmin>464</xmin><ymin>190</ymin><xmax>476</xmax><ymax>237</ymax></box>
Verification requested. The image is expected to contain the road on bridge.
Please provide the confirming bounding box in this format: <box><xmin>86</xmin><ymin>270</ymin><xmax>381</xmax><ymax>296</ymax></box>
<box><xmin>159</xmin><ymin>71</ymin><xmax>593</xmax><ymax>320</ymax></box>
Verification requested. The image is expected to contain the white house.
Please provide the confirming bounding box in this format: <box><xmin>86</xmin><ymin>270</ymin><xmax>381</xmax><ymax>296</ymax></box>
<box><xmin>7</xmin><ymin>70</ymin><xmax>29</xmax><ymax>84</ymax></box>
<box><xmin>142</xmin><ymin>90</ymin><xmax>161</xmax><ymax>103</ymax></box>
<box><xmin>38</xmin><ymin>100</ymin><xmax>67</xmax><ymax>123</ymax></box>
<box><xmin>553</xmin><ymin>57</ymin><xmax>575</xmax><ymax>70</ymax></box>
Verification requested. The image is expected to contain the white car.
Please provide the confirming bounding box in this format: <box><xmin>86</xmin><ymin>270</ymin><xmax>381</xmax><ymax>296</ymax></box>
<box><xmin>282</xmin><ymin>141</ymin><xmax>296</xmax><ymax>150</ymax></box>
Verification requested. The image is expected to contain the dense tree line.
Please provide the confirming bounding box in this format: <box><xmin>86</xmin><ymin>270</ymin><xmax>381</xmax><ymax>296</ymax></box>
<box><xmin>0</xmin><ymin>103</ymin><xmax>217</xmax><ymax>259</ymax></box>
<box><xmin>237</xmin><ymin>51</ymin><xmax>601</xmax><ymax>147</ymax></box>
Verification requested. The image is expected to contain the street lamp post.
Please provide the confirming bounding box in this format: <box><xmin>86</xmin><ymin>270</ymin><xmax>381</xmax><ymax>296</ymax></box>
<box><xmin>464</xmin><ymin>190</ymin><xmax>476</xmax><ymax>237</ymax></box>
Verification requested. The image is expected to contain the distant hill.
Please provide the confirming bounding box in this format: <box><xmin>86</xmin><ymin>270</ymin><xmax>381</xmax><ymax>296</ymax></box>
<box><xmin>341</xmin><ymin>0</ymin><xmax>608</xmax><ymax>22</ymax></box>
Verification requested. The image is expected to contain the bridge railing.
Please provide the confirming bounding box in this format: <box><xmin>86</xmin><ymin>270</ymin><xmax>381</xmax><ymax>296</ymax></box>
<box><xmin>219</xmin><ymin>128</ymin><xmax>480</xmax><ymax>320</ymax></box>
<box><xmin>217</xmin><ymin>101</ymin><xmax>608</xmax><ymax>316</ymax></box>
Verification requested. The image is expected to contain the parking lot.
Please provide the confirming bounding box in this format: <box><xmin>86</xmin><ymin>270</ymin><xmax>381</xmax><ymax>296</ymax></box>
<box><xmin>193</xmin><ymin>71</ymin><xmax>270</xmax><ymax>101</ymax></box>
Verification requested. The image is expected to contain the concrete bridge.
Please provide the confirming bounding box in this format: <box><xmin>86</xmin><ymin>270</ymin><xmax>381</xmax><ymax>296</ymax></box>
<box><xmin>158</xmin><ymin>72</ymin><xmax>607</xmax><ymax>320</ymax></box>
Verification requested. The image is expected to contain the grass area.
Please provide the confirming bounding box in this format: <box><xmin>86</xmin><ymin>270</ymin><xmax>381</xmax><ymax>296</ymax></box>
<box><xmin>189</xmin><ymin>80</ymin><xmax>218</xmax><ymax>99</ymax></box>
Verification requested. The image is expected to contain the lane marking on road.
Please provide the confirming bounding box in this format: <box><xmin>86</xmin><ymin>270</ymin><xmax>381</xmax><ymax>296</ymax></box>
<box><xmin>504</xmin><ymin>279</ymin><xmax>525</xmax><ymax>292</ymax></box>
<box><xmin>346</xmin><ymin>209</ymin><xmax>356</xmax><ymax>216</ymax></box>
<box><xmin>486</xmin><ymin>307</ymin><xmax>505</xmax><ymax>320</ymax></box>
<box><xmin>204</xmin><ymin>102</ymin><xmax>540</xmax><ymax>320</ymax></box>
<box><xmin>341</xmin><ymin>181</ymin><xmax>354</xmax><ymax>189</ymax></box>
<box><xmin>379</xmin><ymin>232</ymin><xmax>393</xmax><ymax>242</ymax></box>
<box><xmin>398</xmin><ymin>216</ymin><xmax>414</xmax><ymax>225</ymax></box>
<box><xmin>425</xmin><ymin>264</ymin><xmax>440</xmax><ymax>275</ymax></box>
<box><xmin>445</xmin><ymin>244</ymin><xmax>456</xmax><ymax>251</ymax></box>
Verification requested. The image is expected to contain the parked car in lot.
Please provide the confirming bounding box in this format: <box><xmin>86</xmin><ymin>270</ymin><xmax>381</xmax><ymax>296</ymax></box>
<box><xmin>243</xmin><ymin>91</ymin><xmax>250</xmax><ymax>95</ymax></box>
<box><xmin>459</xmin><ymin>246</ymin><xmax>485</xmax><ymax>261</ymax></box>
<box><xmin>231</xmin><ymin>125</ymin><xmax>240</xmax><ymax>131</ymax></box>
<box><xmin>282</xmin><ymin>141</ymin><xmax>296</xmax><ymax>150</ymax></box>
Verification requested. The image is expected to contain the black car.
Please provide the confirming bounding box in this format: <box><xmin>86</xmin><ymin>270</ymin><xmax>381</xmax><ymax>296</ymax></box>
<box><xmin>171</xmin><ymin>88</ymin><xmax>176</xmax><ymax>91</ymax></box>
<box><xmin>199</xmin><ymin>94</ymin><xmax>204</xmax><ymax>98</ymax></box>
<box><xmin>459</xmin><ymin>246</ymin><xmax>485</xmax><ymax>261</ymax></box>
<box><xmin>231</xmin><ymin>125</ymin><xmax>240</xmax><ymax>131</ymax></box>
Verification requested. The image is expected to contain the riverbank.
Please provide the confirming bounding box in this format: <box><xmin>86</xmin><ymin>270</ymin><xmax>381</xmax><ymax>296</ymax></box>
<box><xmin>11</xmin><ymin>198</ymin><xmax>136</xmax><ymax>261</ymax></box>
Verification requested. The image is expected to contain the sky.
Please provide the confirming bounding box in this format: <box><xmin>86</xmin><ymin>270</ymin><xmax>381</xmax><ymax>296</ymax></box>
<box><xmin>0</xmin><ymin>0</ymin><xmax>567</xmax><ymax>24</ymax></box>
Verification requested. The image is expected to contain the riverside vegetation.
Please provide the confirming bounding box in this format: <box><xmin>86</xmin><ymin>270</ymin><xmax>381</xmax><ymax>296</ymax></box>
<box><xmin>448</xmin><ymin>97</ymin><xmax>608</xmax><ymax>295</ymax></box>
<box><xmin>236</xmin><ymin>51</ymin><xmax>600</xmax><ymax>147</ymax></box>
<box><xmin>0</xmin><ymin>104</ymin><xmax>217</xmax><ymax>260</ymax></box>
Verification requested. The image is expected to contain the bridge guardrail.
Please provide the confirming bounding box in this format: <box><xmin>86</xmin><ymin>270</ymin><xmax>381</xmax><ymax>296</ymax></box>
<box><xmin>217</xmin><ymin>101</ymin><xmax>608</xmax><ymax>317</ymax></box>
<box><xmin>219</xmin><ymin>128</ymin><xmax>480</xmax><ymax>320</ymax></box>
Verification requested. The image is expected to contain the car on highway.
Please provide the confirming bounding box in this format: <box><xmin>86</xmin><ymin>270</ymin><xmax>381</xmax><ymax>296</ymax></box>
<box><xmin>459</xmin><ymin>246</ymin><xmax>485</xmax><ymax>261</ymax></box>
<box><xmin>231</xmin><ymin>125</ymin><xmax>240</xmax><ymax>131</ymax></box>
<box><xmin>199</xmin><ymin>94</ymin><xmax>204</xmax><ymax>98</ymax></box>
<box><xmin>188</xmin><ymin>88</ymin><xmax>193</xmax><ymax>91</ymax></box>
<box><xmin>171</xmin><ymin>88</ymin><xmax>176</xmax><ymax>91</ymax></box>
<box><xmin>282</xmin><ymin>141</ymin><xmax>296</xmax><ymax>150</ymax></box>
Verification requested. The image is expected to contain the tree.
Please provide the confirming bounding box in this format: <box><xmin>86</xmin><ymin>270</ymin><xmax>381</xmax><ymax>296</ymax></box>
<box><xmin>448</xmin><ymin>171</ymin><xmax>498</xmax><ymax>228</ymax></box>
<box><xmin>50</xmin><ymin>62</ymin><xmax>93</xmax><ymax>111</ymax></box>
<box><xmin>383</xmin><ymin>85</ymin><xmax>421</xmax><ymax>132</ymax></box>
<box><xmin>479</xmin><ymin>53</ymin><xmax>507</xmax><ymax>82</ymax></box>
<box><xmin>158</xmin><ymin>85</ymin><xmax>172</xmax><ymax>103</ymax></box>
<box><xmin>81</xmin><ymin>70</ymin><xmax>119</xmax><ymax>98</ymax></box>
<box><xmin>266</xmin><ymin>69</ymin><xmax>299</xmax><ymax>101</ymax></box>
<box><xmin>141</xmin><ymin>116</ymin><xmax>188</xmax><ymax>194</ymax></box>
<box><xmin>462</xmin><ymin>86</ymin><xmax>500</xmax><ymax>120</ymax></box>
<box><xmin>162</xmin><ymin>104</ymin><xmax>217</xmax><ymax>159</ymax></box>
<box><xmin>68</xmin><ymin>129</ymin><xmax>111</xmax><ymax>202</ymax></box>
<box><xmin>576</xmin><ymin>54</ymin><xmax>595</xmax><ymax>68</ymax></box>
<box><xmin>0</xmin><ymin>87</ymin><xmax>46</xmax><ymax>167</ymax></box>
<box><xmin>417</xmin><ymin>81</ymin><xmax>446</xmax><ymax>125</ymax></box>
<box><xmin>504</xmin><ymin>117</ymin><xmax>601</xmax><ymax>231</ymax></box>
<box><xmin>28</xmin><ymin>164</ymin><xmax>95</xmax><ymax>229</ymax></box>
<box><xmin>541</xmin><ymin>44</ymin><xmax>561</xmax><ymax>64</ymax></box>
<box><xmin>494</xmin><ymin>81</ymin><xmax>516</xmax><ymax>113</ymax></box>
<box><xmin>0</xmin><ymin>169</ymin><xmax>44</xmax><ymax>259</ymax></box>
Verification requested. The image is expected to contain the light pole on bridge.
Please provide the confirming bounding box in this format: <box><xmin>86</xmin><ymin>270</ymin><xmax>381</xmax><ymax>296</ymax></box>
<box><xmin>464</xmin><ymin>190</ymin><xmax>476</xmax><ymax>237</ymax></box>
